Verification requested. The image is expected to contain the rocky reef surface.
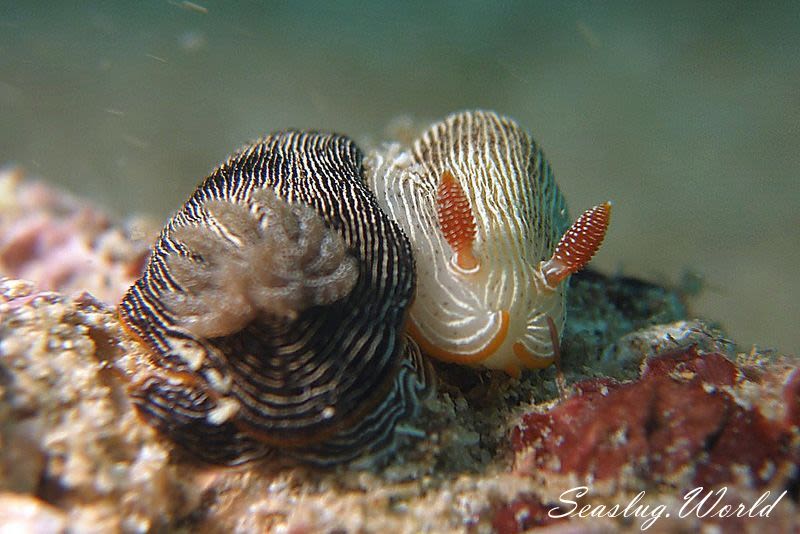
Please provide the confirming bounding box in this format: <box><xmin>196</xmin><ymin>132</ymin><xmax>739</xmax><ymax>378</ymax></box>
<box><xmin>0</xmin><ymin>167</ymin><xmax>797</xmax><ymax>533</ymax></box>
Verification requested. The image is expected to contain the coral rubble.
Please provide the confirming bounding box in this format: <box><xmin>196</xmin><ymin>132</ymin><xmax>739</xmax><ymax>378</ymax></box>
<box><xmin>0</xmin><ymin>279</ymin><xmax>192</xmax><ymax>532</ymax></box>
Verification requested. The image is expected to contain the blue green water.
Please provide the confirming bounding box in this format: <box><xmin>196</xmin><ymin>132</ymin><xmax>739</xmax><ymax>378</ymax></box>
<box><xmin>1</xmin><ymin>1</ymin><xmax>798</xmax><ymax>353</ymax></box>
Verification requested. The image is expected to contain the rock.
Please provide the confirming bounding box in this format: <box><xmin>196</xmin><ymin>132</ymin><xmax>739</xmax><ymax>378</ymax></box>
<box><xmin>1</xmin><ymin>169</ymin><xmax>797</xmax><ymax>532</ymax></box>
<box><xmin>0</xmin><ymin>280</ymin><xmax>194</xmax><ymax>532</ymax></box>
<box><xmin>0</xmin><ymin>492</ymin><xmax>67</xmax><ymax>534</ymax></box>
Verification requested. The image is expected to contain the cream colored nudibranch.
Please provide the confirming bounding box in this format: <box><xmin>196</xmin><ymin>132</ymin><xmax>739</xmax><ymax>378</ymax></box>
<box><xmin>366</xmin><ymin>110</ymin><xmax>611</xmax><ymax>377</ymax></box>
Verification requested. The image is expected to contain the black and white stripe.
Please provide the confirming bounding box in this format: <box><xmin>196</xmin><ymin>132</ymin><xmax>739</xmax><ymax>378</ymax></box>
<box><xmin>367</xmin><ymin>110</ymin><xmax>572</xmax><ymax>368</ymax></box>
<box><xmin>120</xmin><ymin>131</ymin><xmax>433</xmax><ymax>465</ymax></box>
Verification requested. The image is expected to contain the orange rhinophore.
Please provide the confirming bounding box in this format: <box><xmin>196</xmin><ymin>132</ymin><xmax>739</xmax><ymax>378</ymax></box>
<box><xmin>541</xmin><ymin>202</ymin><xmax>612</xmax><ymax>287</ymax></box>
<box><xmin>436</xmin><ymin>169</ymin><xmax>478</xmax><ymax>272</ymax></box>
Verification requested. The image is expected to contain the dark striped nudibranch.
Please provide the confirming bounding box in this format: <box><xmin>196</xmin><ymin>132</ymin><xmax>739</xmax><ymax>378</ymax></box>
<box><xmin>119</xmin><ymin>131</ymin><xmax>434</xmax><ymax>466</ymax></box>
<box><xmin>367</xmin><ymin>110</ymin><xmax>610</xmax><ymax>377</ymax></box>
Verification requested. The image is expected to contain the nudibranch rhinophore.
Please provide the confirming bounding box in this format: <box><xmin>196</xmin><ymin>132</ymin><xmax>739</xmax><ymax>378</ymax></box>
<box><xmin>367</xmin><ymin>110</ymin><xmax>611</xmax><ymax>377</ymax></box>
<box><xmin>119</xmin><ymin>131</ymin><xmax>433</xmax><ymax>466</ymax></box>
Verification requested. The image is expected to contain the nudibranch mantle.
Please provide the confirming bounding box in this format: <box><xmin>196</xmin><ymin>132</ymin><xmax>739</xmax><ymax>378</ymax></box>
<box><xmin>367</xmin><ymin>110</ymin><xmax>610</xmax><ymax>376</ymax></box>
<box><xmin>119</xmin><ymin>131</ymin><xmax>433</xmax><ymax>466</ymax></box>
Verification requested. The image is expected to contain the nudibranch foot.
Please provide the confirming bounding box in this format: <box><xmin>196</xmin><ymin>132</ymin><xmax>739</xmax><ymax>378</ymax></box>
<box><xmin>540</xmin><ymin>201</ymin><xmax>612</xmax><ymax>288</ymax></box>
<box><xmin>407</xmin><ymin>309</ymin><xmax>510</xmax><ymax>366</ymax></box>
<box><xmin>120</xmin><ymin>131</ymin><xmax>434</xmax><ymax>466</ymax></box>
<box><xmin>131</xmin><ymin>372</ymin><xmax>272</xmax><ymax>465</ymax></box>
<box><xmin>128</xmin><ymin>338</ymin><xmax>435</xmax><ymax>467</ymax></box>
<box><xmin>512</xmin><ymin>341</ymin><xmax>555</xmax><ymax>370</ymax></box>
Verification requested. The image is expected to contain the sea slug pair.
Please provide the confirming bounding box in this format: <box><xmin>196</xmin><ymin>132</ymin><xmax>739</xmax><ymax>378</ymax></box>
<box><xmin>120</xmin><ymin>111</ymin><xmax>610</xmax><ymax>465</ymax></box>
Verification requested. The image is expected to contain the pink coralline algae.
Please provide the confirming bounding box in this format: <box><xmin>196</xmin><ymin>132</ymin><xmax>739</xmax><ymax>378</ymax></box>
<box><xmin>511</xmin><ymin>347</ymin><xmax>799</xmax><ymax>491</ymax></box>
<box><xmin>0</xmin><ymin>167</ymin><xmax>154</xmax><ymax>304</ymax></box>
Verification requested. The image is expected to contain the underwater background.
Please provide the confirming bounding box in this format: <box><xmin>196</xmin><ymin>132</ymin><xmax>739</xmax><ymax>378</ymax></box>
<box><xmin>1</xmin><ymin>1</ymin><xmax>798</xmax><ymax>354</ymax></box>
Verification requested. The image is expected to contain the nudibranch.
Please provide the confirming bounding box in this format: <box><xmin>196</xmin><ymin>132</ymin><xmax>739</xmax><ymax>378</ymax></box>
<box><xmin>367</xmin><ymin>110</ymin><xmax>610</xmax><ymax>376</ymax></box>
<box><xmin>119</xmin><ymin>131</ymin><xmax>433</xmax><ymax>466</ymax></box>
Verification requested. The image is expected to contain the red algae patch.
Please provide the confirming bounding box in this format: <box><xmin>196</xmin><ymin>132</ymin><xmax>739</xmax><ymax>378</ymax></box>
<box><xmin>511</xmin><ymin>347</ymin><xmax>799</xmax><ymax>491</ymax></box>
<box><xmin>491</xmin><ymin>493</ymin><xmax>568</xmax><ymax>534</ymax></box>
<box><xmin>784</xmin><ymin>369</ymin><xmax>800</xmax><ymax>428</ymax></box>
